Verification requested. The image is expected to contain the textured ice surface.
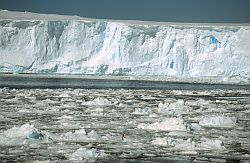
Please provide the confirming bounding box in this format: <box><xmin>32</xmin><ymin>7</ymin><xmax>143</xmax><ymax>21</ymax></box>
<box><xmin>132</xmin><ymin>108</ymin><xmax>152</xmax><ymax>115</ymax></box>
<box><xmin>33</xmin><ymin>161</ymin><xmax>50</xmax><ymax>163</ymax></box>
<box><xmin>199</xmin><ymin>115</ymin><xmax>237</xmax><ymax>128</ymax></box>
<box><xmin>157</xmin><ymin>99</ymin><xmax>189</xmax><ymax>115</ymax></box>
<box><xmin>82</xmin><ymin>97</ymin><xmax>111</xmax><ymax>106</ymax></box>
<box><xmin>152</xmin><ymin>137</ymin><xmax>225</xmax><ymax>152</ymax></box>
<box><xmin>0</xmin><ymin>88</ymin><xmax>249</xmax><ymax>162</ymax></box>
<box><xmin>0</xmin><ymin>10</ymin><xmax>250</xmax><ymax>83</ymax></box>
<box><xmin>138</xmin><ymin>118</ymin><xmax>186</xmax><ymax>131</ymax></box>
<box><xmin>152</xmin><ymin>137</ymin><xmax>177</xmax><ymax>146</ymax></box>
<box><xmin>67</xmin><ymin>147</ymin><xmax>106</xmax><ymax>162</ymax></box>
<box><xmin>58</xmin><ymin>129</ymin><xmax>99</xmax><ymax>141</ymax></box>
<box><xmin>0</xmin><ymin>123</ymin><xmax>49</xmax><ymax>145</ymax></box>
<box><xmin>199</xmin><ymin>138</ymin><xmax>225</xmax><ymax>150</ymax></box>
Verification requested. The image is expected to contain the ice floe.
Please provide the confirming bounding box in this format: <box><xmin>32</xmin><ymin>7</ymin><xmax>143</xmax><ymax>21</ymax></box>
<box><xmin>138</xmin><ymin>118</ymin><xmax>186</xmax><ymax>131</ymax></box>
<box><xmin>85</xmin><ymin>107</ymin><xmax>104</xmax><ymax>116</ymax></box>
<box><xmin>0</xmin><ymin>123</ymin><xmax>50</xmax><ymax>145</ymax></box>
<box><xmin>185</xmin><ymin>99</ymin><xmax>211</xmax><ymax>107</ymax></box>
<box><xmin>58</xmin><ymin>92</ymin><xmax>70</xmax><ymax>98</ymax></box>
<box><xmin>199</xmin><ymin>115</ymin><xmax>237</xmax><ymax>128</ymax></box>
<box><xmin>58</xmin><ymin>129</ymin><xmax>99</xmax><ymax>141</ymax></box>
<box><xmin>157</xmin><ymin>99</ymin><xmax>189</xmax><ymax>115</ymax></box>
<box><xmin>83</xmin><ymin>97</ymin><xmax>111</xmax><ymax>106</ymax></box>
<box><xmin>152</xmin><ymin>137</ymin><xmax>176</xmax><ymax>146</ymax></box>
<box><xmin>188</xmin><ymin>123</ymin><xmax>202</xmax><ymax>132</ymax></box>
<box><xmin>132</xmin><ymin>108</ymin><xmax>152</xmax><ymax>115</ymax></box>
<box><xmin>0</xmin><ymin>115</ymin><xmax>10</xmax><ymax>121</ymax></box>
<box><xmin>199</xmin><ymin>137</ymin><xmax>225</xmax><ymax>150</ymax></box>
<box><xmin>67</xmin><ymin>147</ymin><xmax>106</xmax><ymax>162</ymax></box>
<box><xmin>56</xmin><ymin>114</ymin><xmax>83</xmax><ymax>129</ymax></box>
<box><xmin>152</xmin><ymin>137</ymin><xmax>225</xmax><ymax>152</ymax></box>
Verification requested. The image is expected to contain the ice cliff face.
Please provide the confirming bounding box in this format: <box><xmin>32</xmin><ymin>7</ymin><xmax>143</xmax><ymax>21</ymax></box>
<box><xmin>0</xmin><ymin>10</ymin><xmax>250</xmax><ymax>82</ymax></box>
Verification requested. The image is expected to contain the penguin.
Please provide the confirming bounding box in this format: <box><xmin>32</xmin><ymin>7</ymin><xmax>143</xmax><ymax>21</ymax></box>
<box><xmin>122</xmin><ymin>133</ymin><xmax>126</xmax><ymax>140</ymax></box>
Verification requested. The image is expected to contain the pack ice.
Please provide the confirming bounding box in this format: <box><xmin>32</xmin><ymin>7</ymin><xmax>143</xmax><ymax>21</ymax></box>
<box><xmin>0</xmin><ymin>10</ymin><xmax>250</xmax><ymax>83</ymax></box>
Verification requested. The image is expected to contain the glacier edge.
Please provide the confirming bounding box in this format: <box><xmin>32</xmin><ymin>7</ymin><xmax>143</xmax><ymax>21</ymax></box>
<box><xmin>0</xmin><ymin>10</ymin><xmax>250</xmax><ymax>83</ymax></box>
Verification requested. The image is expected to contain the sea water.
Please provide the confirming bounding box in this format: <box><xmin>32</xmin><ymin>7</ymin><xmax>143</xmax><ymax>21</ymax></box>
<box><xmin>0</xmin><ymin>87</ymin><xmax>249</xmax><ymax>162</ymax></box>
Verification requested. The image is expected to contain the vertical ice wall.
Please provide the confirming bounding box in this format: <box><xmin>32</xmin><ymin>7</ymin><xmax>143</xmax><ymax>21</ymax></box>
<box><xmin>0</xmin><ymin>11</ymin><xmax>250</xmax><ymax>82</ymax></box>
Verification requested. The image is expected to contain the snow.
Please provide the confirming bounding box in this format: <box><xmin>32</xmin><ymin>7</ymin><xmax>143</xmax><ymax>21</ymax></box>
<box><xmin>0</xmin><ymin>10</ymin><xmax>250</xmax><ymax>83</ymax></box>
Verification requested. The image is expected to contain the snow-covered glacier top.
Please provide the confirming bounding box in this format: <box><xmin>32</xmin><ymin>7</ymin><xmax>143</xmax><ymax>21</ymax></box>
<box><xmin>0</xmin><ymin>10</ymin><xmax>250</xmax><ymax>83</ymax></box>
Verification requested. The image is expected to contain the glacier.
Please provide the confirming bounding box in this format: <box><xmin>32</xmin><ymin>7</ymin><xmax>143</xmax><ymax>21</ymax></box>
<box><xmin>0</xmin><ymin>10</ymin><xmax>250</xmax><ymax>83</ymax></box>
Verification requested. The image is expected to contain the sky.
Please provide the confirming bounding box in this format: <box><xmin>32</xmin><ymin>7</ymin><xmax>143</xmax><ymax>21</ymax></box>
<box><xmin>0</xmin><ymin>0</ymin><xmax>250</xmax><ymax>23</ymax></box>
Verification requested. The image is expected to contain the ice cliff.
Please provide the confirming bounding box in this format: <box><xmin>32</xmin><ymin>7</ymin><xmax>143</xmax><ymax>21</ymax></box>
<box><xmin>0</xmin><ymin>10</ymin><xmax>250</xmax><ymax>82</ymax></box>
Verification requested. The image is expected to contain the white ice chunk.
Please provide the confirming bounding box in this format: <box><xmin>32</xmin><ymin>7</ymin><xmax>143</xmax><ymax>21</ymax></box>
<box><xmin>83</xmin><ymin>97</ymin><xmax>111</xmax><ymax>106</ymax></box>
<box><xmin>0</xmin><ymin>115</ymin><xmax>10</xmax><ymax>121</ymax></box>
<box><xmin>59</xmin><ymin>129</ymin><xmax>99</xmax><ymax>141</ymax></box>
<box><xmin>185</xmin><ymin>99</ymin><xmax>211</xmax><ymax>107</ymax></box>
<box><xmin>132</xmin><ymin>108</ymin><xmax>152</xmax><ymax>115</ymax></box>
<box><xmin>85</xmin><ymin>107</ymin><xmax>104</xmax><ymax>116</ymax></box>
<box><xmin>87</xmin><ymin>130</ymin><xmax>99</xmax><ymax>139</ymax></box>
<box><xmin>173</xmin><ymin>138</ymin><xmax>196</xmax><ymax>152</ymax></box>
<box><xmin>199</xmin><ymin>138</ymin><xmax>225</xmax><ymax>150</ymax></box>
<box><xmin>152</xmin><ymin>137</ymin><xmax>197</xmax><ymax>154</ymax></box>
<box><xmin>157</xmin><ymin>99</ymin><xmax>188</xmax><ymax>115</ymax></box>
<box><xmin>199</xmin><ymin>115</ymin><xmax>237</xmax><ymax>128</ymax></box>
<box><xmin>57</xmin><ymin>116</ymin><xmax>81</xmax><ymax>129</ymax></box>
<box><xmin>152</xmin><ymin>137</ymin><xmax>225</xmax><ymax>152</ymax></box>
<box><xmin>58</xmin><ymin>92</ymin><xmax>70</xmax><ymax>98</ymax></box>
<box><xmin>0</xmin><ymin>123</ymin><xmax>49</xmax><ymax>145</ymax></box>
<box><xmin>32</xmin><ymin>160</ymin><xmax>50</xmax><ymax>163</ymax></box>
<box><xmin>68</xmin><ymin>147</ymin><xmax>106</xmax><ymax>162</ymax></box>
<box><xmin>138</xmin><ymin>118</ymin><xmax>186</xmax><ymax>131</ymax></box>
<box><xmin>152</xmin><ymin>137</ymin><xmax>176</xmax><ymax>146</ymax></box>
<box><xmin>68</xmin><ymin>148</ymin><xmax>97</xmax><ymax>161</ymax></box>
<box><xmin>58</xmin><ymin>115</ymin><xmax>74</xmax><ymax>120</ymax></box>
<box><xmin>3</xmin><ymin>123</ymin><xmax>35</xmax><ymax>139</ymax></box>
<box><xmin>188</xmin><ymin>123</ymin><xmax>202</xmax><ymax>132</ymax></box>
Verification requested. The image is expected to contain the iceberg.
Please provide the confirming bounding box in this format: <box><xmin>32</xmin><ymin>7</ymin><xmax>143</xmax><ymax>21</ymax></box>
<box><xmin>0</xmin><ymin>123</ymin><xmax>50</xmax><ymax>145</ymax></box>
<box><xmin>0</xmin><ymin>10</ymin><xmax>250</xmax><ymax>83</ymax></box>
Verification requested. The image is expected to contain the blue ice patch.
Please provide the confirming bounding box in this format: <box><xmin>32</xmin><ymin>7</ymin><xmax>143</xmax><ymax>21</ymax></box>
<box><xmin>170</xmin><ymin>60</ymin><xmax>174</xmax><ymax>69</ymax></box>
<box><xmin>210</xmin><ymin>36</ymin><xmax>218</xmax><ymax>44</ymax></box>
